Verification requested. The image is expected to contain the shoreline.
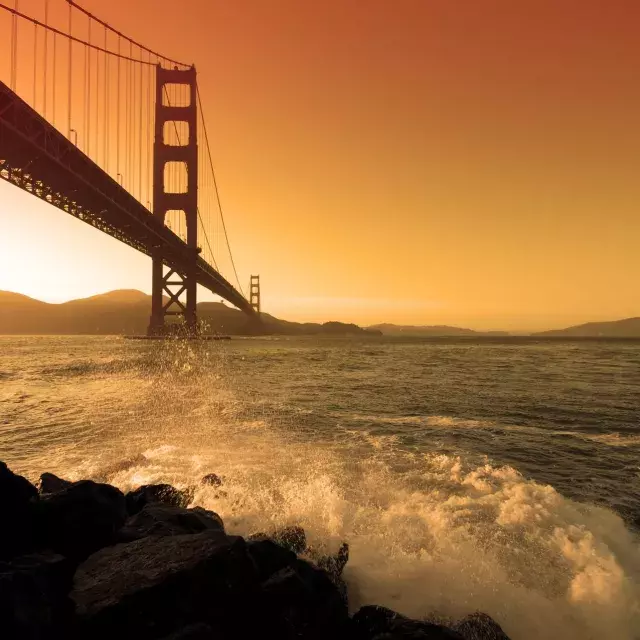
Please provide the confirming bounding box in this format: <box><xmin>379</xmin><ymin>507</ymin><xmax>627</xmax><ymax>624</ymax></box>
<box><xmin>1</xmin><ymin>461</ymin><xmax>511</xmax><ymax>639</ymax></box>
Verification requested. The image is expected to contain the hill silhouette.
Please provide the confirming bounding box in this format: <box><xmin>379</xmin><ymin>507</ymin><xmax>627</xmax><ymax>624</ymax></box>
<box><xmin>368</xmin><ymin>323</ymin><xmax>509</xmax><ymax>337</ymax></box>
<box><xmin>532</xmin><ymin>317</ymin><xmax>640</xmax><ymax>338</ymax></box>
<box><xmin>0</xmin><ymin>290</ymin><xmax>379</xmax><ymax>336</ymax></box>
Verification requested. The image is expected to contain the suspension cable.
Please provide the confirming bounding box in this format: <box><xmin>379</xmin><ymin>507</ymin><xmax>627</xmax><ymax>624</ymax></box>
<box><xmin>196</xmin><ymin>84</ymin><xmax>245</xmax><ymax>296</ymax></box>
<box><xmin>0</xmin><ymin>3</ymin><xmax>157</xmax><ymax>65</ymax></box>
<box><xmin>66</xmin><ymin>0</ymin><xmax>190</xmax><ymax>69</ymax></box>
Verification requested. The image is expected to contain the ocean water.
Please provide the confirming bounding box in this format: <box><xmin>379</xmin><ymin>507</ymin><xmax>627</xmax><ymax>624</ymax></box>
<box><xmin>1</xmin><ymin>335</ymin><xmax>639</xmax><ymax>639</ymax></box>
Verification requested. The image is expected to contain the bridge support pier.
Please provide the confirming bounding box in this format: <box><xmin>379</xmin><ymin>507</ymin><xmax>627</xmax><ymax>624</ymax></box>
<box><xmin>148</xmin><ymin>64</ymin><xmax>199</xmax><ymax>337</ymax></box>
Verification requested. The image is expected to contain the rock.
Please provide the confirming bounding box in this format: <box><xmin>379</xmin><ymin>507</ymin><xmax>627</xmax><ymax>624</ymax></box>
<box><xmin>250</xmin><ymin>525</ymin><xmax>307</xmax><ymax>555</ymax></box>
<box><xmin>125</xmin><ymin>483</ymin><xmax>195</xmax><ymax>515</ymax></box>
<box><xmin>39</xmin><ymin>472</ymin><xmax>73</xmax><ymax>494</ymax></box>
<box><xmin>247</xmin><ymin>538</ymin><xmax>297</xmax><ymax>581</ymax></box>
<box><xmin>201</xmin><ymin>473</ymin><xmax>223</xmax><ymax>487</ymax></box>
<box><xmin>34</xmin><ymin>480</ymin><xmax>126</xmax><ymax>561</ymax></box>
<box><xmin>0</xmin><ymin>551</ymin><xmax>75</xmax><ymax>639</ymax></box>
<box><xmin>351</xmin><ymin>605</ymin><xmax>464</xmax><ymax>639</ymax></box>
<box><xmin>72</xmin><ymin>532</ymin><xmax>260</xmax><ymax>639</ymax></box>
<box><xmin>118</xmin><ymin>503</ymin><xmax>225</xmax><ymax>541</ymax></box>
<box><xmin>316</xmin><ymin>542</ymin><xmax>349</xmax><ymax>579</ymax></box>
<box><xmin>454</xmin><ymin>612</ymin><xmax>511</xmax><ymax>640</ymax></box>
<box><xmin>157</xmin><ymin>622</ymin><xmax>217</xmax><ymax>639</ymax></box>
<box><xmin>0</xmin><ymin>461</ymin><xmax>38</xmax><ymax>560</ymax></box>
<box><xmin>261</xmin><ymin>558</ymin><xmax>350</xmax><ymax>639</ymax></box>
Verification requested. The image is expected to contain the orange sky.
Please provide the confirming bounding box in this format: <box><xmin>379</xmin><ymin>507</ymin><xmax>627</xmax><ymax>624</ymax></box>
<box><xmin>1</xmin><ymin>0</ymin><xmax>639</xmax><ymax>330</ymax></box>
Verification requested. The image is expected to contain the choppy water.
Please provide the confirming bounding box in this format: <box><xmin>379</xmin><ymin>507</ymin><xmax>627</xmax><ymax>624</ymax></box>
<box><xmin>1</xmin><ymin>335</ymin><xmax>639</xmax><ymax>639</ymax></box>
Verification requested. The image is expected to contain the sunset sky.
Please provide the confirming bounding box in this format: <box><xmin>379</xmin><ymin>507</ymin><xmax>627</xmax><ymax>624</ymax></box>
<box><xmin>1</xmin><ymin>0</ymin><xmax>639</xmax><ymax>330</ymax></box>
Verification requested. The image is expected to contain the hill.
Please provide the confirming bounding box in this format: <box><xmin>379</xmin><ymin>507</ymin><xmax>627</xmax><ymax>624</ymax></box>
<box><xmin>532</xmin><ymin>317</ymin><xmax>640</xmax><ymax>338</ymax></box>
<box><xmin>369</xmin><ymin>323</ymin><xmax>509</xmax><ymax>337</ymax></box>
<box><xmin>0</xmin><ymin>290</ymin><xmax>379</xmax><ymax>337</ymax></box>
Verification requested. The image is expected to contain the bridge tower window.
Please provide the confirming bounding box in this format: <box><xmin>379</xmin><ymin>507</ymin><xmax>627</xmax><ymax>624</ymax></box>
<box><xmin>163</xmin><ymin>161</ymin><xmax>188</xmax><ymax>194</ymax></box>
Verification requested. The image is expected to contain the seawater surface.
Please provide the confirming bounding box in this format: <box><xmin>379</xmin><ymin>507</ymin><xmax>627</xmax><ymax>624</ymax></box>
<box><xmin>1</xmin><ymin>335</ymin><xmax>639</xmax><ymax>639</ymax></box>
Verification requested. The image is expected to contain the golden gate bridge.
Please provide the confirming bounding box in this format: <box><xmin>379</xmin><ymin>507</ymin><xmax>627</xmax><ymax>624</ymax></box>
<box><xmin>0</xmin><ymin>0</ymin><xmax>261</xmax><ymax>335</ymax></box>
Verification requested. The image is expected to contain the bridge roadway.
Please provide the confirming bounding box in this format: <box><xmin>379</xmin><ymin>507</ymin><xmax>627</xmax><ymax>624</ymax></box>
<box><xmin>0</xmin><ymin>80</ymin><xmax>255</xmax><ymax>317</ymax></box>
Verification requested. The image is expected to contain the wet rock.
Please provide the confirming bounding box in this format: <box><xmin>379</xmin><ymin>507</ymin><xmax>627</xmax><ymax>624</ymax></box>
<box><xmin>157</xmin><ymin>622</ymin><xmax>217</xmax><ymax>639</ymax></box>
<box><xmin>0</xmin><ymin>461</ymin><xmax>39</xmax><ymax>560</ymax></box>
<box><xmin>34</xmin><ymin>480</ymin><xmax>126</xmax><ymax>561</ymax></box>
<box><xmin>352</xmin><ymin>605</ymin><xmax>464</xmax><ymax>639</ymax></box>
<box><xmin>0</xmin><ymin>551</ymin><xmax>75</xmax><ymax>639</ymax></box>
<box><xmin>454</xmin><ymin>612</ymin><xmax>511</xmax><ymax>640</ymax></box>
<box><xmin>118</xmin><ymin>503</ymin><xmax>225</xmax><ymax>541</ymax></box>
<box><xmin>316</xmin><ymin>542</ymin><xmax>349</xmax><ymax>579</ymax></box>
<box><xmin>247</xmin><ymin>538</ymin><xmax>297</xmax><ymax>581</ymax></box>
<box><xmin>125</xmin><ymin>483</ymin><xmax>195</xmax><ymax>515</ymax></box>
<box><xmin>71</xmin><ymin>532</ymin><xmax>259</xmax><ymax>640</ymax></box>
<box><xmin>250</xmin><ymin>525</ymin><xmax>308</xmax><ymax>555</ymax></box>
<box><xmin>201</xmin><ymin>473</ymin><xmax>223</xmax><ymax>487</ymax></box>
<box><xmin>261</xmin><ymin>558</ymin><xmax>350</xmax><ymax>639</ymax></box>
<box><xmin>39</xmin><ymin>472</ymin><xmax>73</xmax><ymax>494</ymax></box>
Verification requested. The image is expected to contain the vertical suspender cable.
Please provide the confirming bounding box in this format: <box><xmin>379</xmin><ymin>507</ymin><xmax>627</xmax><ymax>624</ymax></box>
<box><xmin>87</xmin><ymin>18</ymin><xmax>91</xmax><ymax>155</ymax></box>
<box><xmin>68</xmin><ymin>0</ymin><xmax>72</xmax><ymax>138</ymax></box>
<box><xmin>116</xmin><ymin>36</ymin><xmax>120</xmax><ymax>180</ymax></box>
<box><xmin>10</xmin><ymin>0</ymin><xmax>17</xmax><ymax>91</ymax></box>
<box><xmin>53</xmin><ymin>26</ymin><xmax>57</xmax><ymax>126</ymax></box>
<box><xmin>43</xmin><ymin>0</ymin><xmax>48</xmax><ymax>117</ymax></box>
<box><xmin>33</xmin><ymin>18</ymin><xmax>37</xmax><ymax>107</ymax></box>
<box><xmin>104</xmin><ymin>25</ymin><xmax>108</xmax><ymax>170</ymax></box>
<box><xmin>138</xmin><ymin>52</ymin><xmax>143</xmax><ymax>202</ymax></box>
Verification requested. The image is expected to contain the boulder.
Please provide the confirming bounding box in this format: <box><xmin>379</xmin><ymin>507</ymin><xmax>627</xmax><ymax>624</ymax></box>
<box><xmin>316</xmin><ymin>542</ymin><xmax>349</xmax><ymax>579</ymax></box>
<box><xmin>0</xmin><ymin>551</ymin><xmax>75</xmax><ymax>639</ymax></box>
<box><xmin>125</xmin><ymin>483</ymin><xmax>195</xmax><ymax>515</ymax></box>
<box><xmin>250</xmin><ymin>525</ymin><xmax>307</xmax><ymax>555</ymax></box>
<box><xmin>38</xmin><ymin>472</ymin><xmax>73</xmax><ymax>495</ymax></box>
<box><xmin>246</xmin><ymin>538</ymin><xmax>297</xmax><ymax>581</ymax></box>
<box><xmin>34</xmin><ymin>480</ymin><xmax>127</xmax><ymax>561</ymax></box>
<box><xmin>201</xmin><ymin>473</ymin><xmax>223</xmax><ymax>487</ymax></box>
<box><xmin>454</xmin><ymin>612</ymin><xmax>511</xmax><ymax>640</ymax></box>
<box><xmin>261</xmin><ymin>558</ymin><xmax>350</xmax><ymax>639</ymax></box>
<box><xmin>118</xmin><ymin>503</ymin><xmax>225</xmax><ymax>541</ymax></box>
<box><xmin>351</xmin><ymin>605</ymin><xmax>464</xmax><ymax>639</ymax></box>
<box><xmin>0</xmin><ymin>461</ymin><xmax>38</xmax><ymax>559</ymax></box>
<box><xmin>71</xmin><ymin>532</ymin><xmax>260</xmax><ymax>639</ymax></box>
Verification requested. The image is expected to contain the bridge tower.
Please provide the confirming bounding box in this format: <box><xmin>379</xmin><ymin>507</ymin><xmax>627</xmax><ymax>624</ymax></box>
<box><xmin>249</xmin><ymin>275</ymin><xmax>261</xmax><ymax>314</ymax></box>
<box><xmin>148</xmin><ymin>65</ymin><xmax>199</xmax><ymax>336</ymax></box>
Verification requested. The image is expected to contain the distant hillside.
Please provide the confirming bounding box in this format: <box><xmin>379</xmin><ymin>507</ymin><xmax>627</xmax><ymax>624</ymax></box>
<box><xmin>369</xmin><ymin>323</ymin><xmax>509</xmax><ymax>337</ymax></box>
<box><xmin>533</xmin><ymin>317</ymin><xmax>640</xmax><ymax>338</ymax></box>
<box><xmin>0</xmin><ymin>290</ymin><xmax>378</xmax><ymax>337</ymax></box>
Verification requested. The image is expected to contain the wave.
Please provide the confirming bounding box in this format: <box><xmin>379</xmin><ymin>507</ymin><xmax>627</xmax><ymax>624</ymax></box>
<box><xmin>69</xmin><ymin>421</ymin><xmax>640</xmax><ymax>640</ymax></box>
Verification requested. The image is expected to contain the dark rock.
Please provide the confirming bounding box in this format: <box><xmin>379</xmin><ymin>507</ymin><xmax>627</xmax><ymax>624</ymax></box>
<box><xmin>0</xmin><ymin>461</ymin><xmax>39</xmax><ymax>560</ymax></box>
<box><xmin>352</xmin><ymin>605</ymin><xmax>464</xmax><ymax>640</ymax></box>
<box><xmin>157</xmin><ymin>622</ymin><xmax>218</xmax><ymax>639</ymax></box>
<box><xmin>34</xmin><ymin>480</ymin><xmax>126</xmax><ymax>561</ymax></box>
<box><xmin>454</xmin><ymin>612</ymin><xmax>511</xmax><ymax>640</ymax></box>
<box><xmin>71</xmin><ymin>532</ymin><xmax>259</xmax><ymax>639</ymax></box>
<box><xmin>201</xmin><ymin>473</ymin><xmax>223</xmax><ymax>487</ymax></box>
<box><xmin>261</xmin><ymin>558</ymin><xmax>350</xmax><ymax>639</ymax></box>
<box><xmin>317</xmin><ymin>542</ymin><xmax>349</xmax><ymax>579</ymax></box>
<box><xmin>118</xmin><ymin>503</ymin><xmax>225</xmax><ymax>541</ymax></box>
<box><xmin>0</xmin><ymin>551</ymin><xmax>75</xmax><ymax>639</ymax></box>
<box><xmin>125</xmin><ymin>483</ymin><xmax>195</xmax><ymax>515</ymax></box>
<box><xmin>39</xmin><ymin>472</ymin><xmax>73</xmax><ymax>494</ymax></box>
<box><xmin>247</xmin><ymin>538</ymin><xmax>297</xmax><ymax>581</ymax></box>
<box><xmin>250</xmin><ymin>525</ymin><xmax>307</xmax><ymax>555</ymax></box>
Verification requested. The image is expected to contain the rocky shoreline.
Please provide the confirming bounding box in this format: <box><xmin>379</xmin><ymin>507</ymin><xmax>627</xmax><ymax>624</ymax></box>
<box><xmin>1</xmin><ymin>461</ymin><xmax>511</xmax><ymax>639</ymax></box>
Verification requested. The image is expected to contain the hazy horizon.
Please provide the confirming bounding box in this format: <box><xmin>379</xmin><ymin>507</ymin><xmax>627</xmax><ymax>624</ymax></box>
<box><xmin>2</xmin><ymin>285</ymin><xmax>636</xmax><ymax>334</ymax></box>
